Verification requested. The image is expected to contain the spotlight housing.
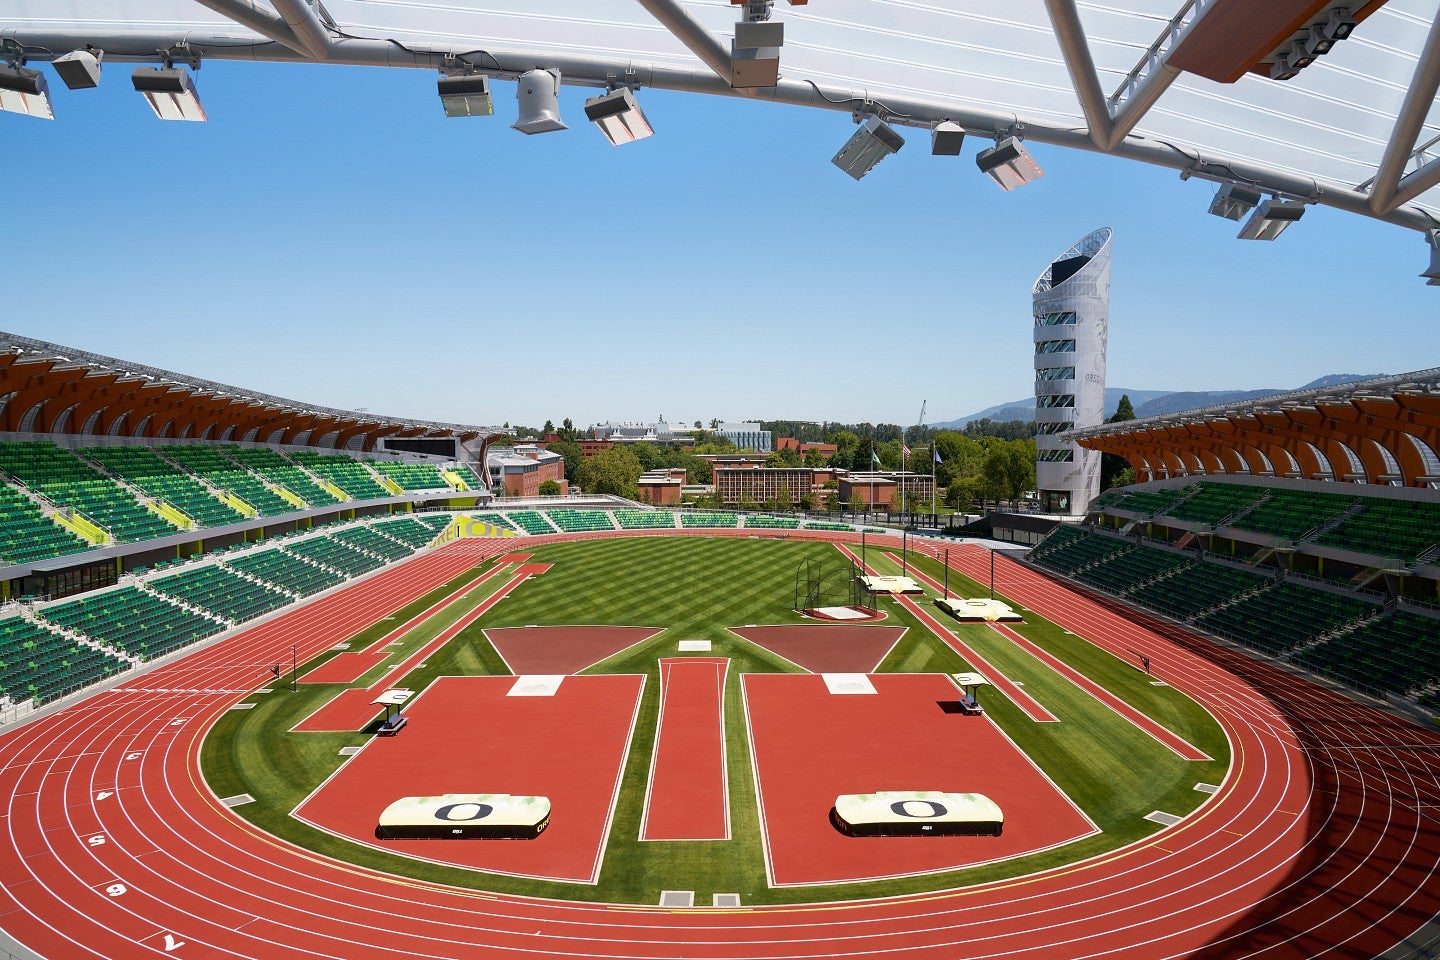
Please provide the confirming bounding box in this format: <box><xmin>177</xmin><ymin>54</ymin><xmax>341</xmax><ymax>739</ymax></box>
<box><xmin>831</xmin><ymin>116</ymin><xmax>904</xmax><ymax>180</ymax></box>
<box><xmin>930</xmin><ymin>120</ymin><xmax>965</xmax><ymax>156</ymax></box>
<box><xmin>131</xmin><ymin>66</ymin><xmax>206</xmax><ymax>121</ymax></box>
<box><xmin>1269</xmin><ymin>53</ymin><xmax>1301</xmax><ymax>81</ymax></box>
<box><xmin>1236</xmin><ymin>198</ymin><xmax>1305</xmax><ymax>241</ymax></box>
<box><xmin>583</xmin><ymin>86</ymin><xmax>653</xmax><ymax>145</ymax></box>
<box><xmin>976</xmin><ymin>136</ymin><xmax>1043</xmax><ymax>191</ymax></box>
<box><xmin>1208</xmin><ymin>182</ymin><xmax>1263</xmax><ymax>221</ymax></box>
<box><xmin>0</xmin><ymin>63</ymin><xmax>54</xmax><ymax>119</ymax></box>
<box><xmin>437</xmin><ymin>74</ymin><xmax>492</xmax><ymax>117</ymax></box>
<box><xmin>52</xmin><ymin>49</ymin><xmax>102</xmax><ymax>90</ymax></box>
<box><xmin>512</xmin><ymin>68</ymin><xmax>566</xmax><ymax>135</ymax></box>
<box><xmin>1422</xmin><ymin>230</ymin><xmax>1440</xmax><ymax>287</ymax></box>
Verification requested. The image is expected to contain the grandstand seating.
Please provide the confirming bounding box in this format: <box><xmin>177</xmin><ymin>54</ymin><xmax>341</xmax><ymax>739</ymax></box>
<box><xmin>84</xmin><ymin>446</ymin><xmax>246</xmax><ymax>528</ymax></box>
<box><xmin>0</xmin><ymin>441</ymin><xmax>179</xmax><ymax>544</ymax></box>
<box><xmin>223</xmin><ymin>447</ymin><xmax>342</xmax><ymax>507</ymax></box>
<box><xmin>331</xmin><ymin>526</ymin><xmax>414</xmax><ymax>562</ymax></box>
<box><xmin>1126</xmin><ymin>560</ymin><xmax>1271</xmax><ymax>622</ymax></box>
<box><xmin>803</xmin><ymin>521</ymin><xmax>854</xmax><ymax>532</ymax></box>
<box><xmin>1100</xmin><ymin>487</ymin><xmax>1187</xmax><ymax>517</ymax></box>
<box><xmin>1028</xmin><ymin>526</ymin><xmax>1133</xmax><ymax>576</ymax></box>
<box><xmin>284</xmin><ymin>536</ymin><xmax>386</xmax><ymax>577</ymax></box>
<box><xmin>1316</xmin><ymin>499</ymin><xmax>1440</xmax><ymax>562</ymax></box>
<box><xmin>613</xmin><ymin>510</ymin><xmax>677</xmax><ymax>530</ymax></box>
<box><xmin>464</xmin><ymin>513</ymin><xmax>513</xmax><ymax>532</ymax></box>
<box><xmin>1293</xmin><ymin>611</ymin><xmax>1440</xmax><ymax>696</ymax></box>
<box><xmin>1228</xmin><ymin>488</ymin><xmax>1354</xmax><ymax>541</ymax></box>
<box><xmin>226</xmin><ymin>547</ymin><xmax>343</xmax><ymax>596</ymax></box>
<box><xmin>1195</xmin><ymin>582</ymin><xmax>1378</xmax><ymax>655</ymax></box>
<box><xmin>159</xmin><ymin>446</ymin><xmax>293</xmax><ymax>517</ymax></box>
<box><xmin>680</xmin><ymin>513</ymin><xmax>740</xmax><ymax>528</ymax></box>
<box><xmin>1162</xmin><ymin>483</ymin><xmax>1266</xmax><ymax>526</ymax></box>
<box><xmin>0</xmin><ymin>616</ymin><xmax>128</xmax><ymax>705</ymax></box>
<box><xmin>150</xmin><ymin>564</ymin><xmax>291</xmax><ymax>624</ymax></box>
<box><xmin>38</xmin><ymin>586</ymin><xmax>224</xmax><ymax>660</ymax></box>
<box><xmin>289</xmin><ymin>451</ymin><xmax>390</xmax><ymax>500</ymax></box>
<box><xmin>506</xmin><ymin>511</ymin><xmax>558</xmax><ymax>535</ymax></box>
<box><xmin>544</xmin><ymin>509</ymin><xmax>616</xmax><ymax>533</ymax></box>
<box><xmin>368</xmin><ymin>461</ymin><xmax>450</xmax><ymax>491</ymax></box>
<box><xmin>0</xmin><ymin>485</ymin><xmax>90</xmax><ymax>565</ymax></box>
<box><xmin>744</xmin><ymin>515</ymin><xmax>801</xmax><ymax>529</ymax></box>
<box><xmin>1071</xmin><ymin>544</ymin><xmax>1194</xmax><ymax>596</ymax></box>
<box><xmin>371</xmin><ymin>517</ymin><xmax>440</xmax><ymax>549</ymax></box>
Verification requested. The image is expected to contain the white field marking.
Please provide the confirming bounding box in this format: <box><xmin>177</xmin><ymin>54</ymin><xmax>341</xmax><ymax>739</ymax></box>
<box><xmin>507</xmin><ymin>675</ymin><xmax>564</xmax><ymax>697</ymax></box>
<box><xmin>821</xmin><ymin>673</ymin><xmax>876</xmax><ymax>695</ymax></box>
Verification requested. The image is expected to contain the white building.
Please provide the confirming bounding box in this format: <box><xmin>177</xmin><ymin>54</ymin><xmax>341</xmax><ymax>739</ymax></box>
<box><xmin>1031</xmin><ymin>227</ymin><xmax>1112</xmax><ymax>515</ymax></box>
<box><xmin>713</xmin><ymin>422</ymin><xmax>772</xmax><ymax>453</ymax></box>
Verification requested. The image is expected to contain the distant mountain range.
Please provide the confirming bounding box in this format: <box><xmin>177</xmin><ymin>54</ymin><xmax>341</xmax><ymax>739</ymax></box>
<box><xmin>933</xmin><ymin>374</ymin><xmax>1384</xmax><ymax>429</ymax></box>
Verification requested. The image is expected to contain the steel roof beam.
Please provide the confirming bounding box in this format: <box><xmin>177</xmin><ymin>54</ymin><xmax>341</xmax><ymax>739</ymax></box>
<box><xmin>268</xmin><ymin>0</ymin><xmax>333</xmax><ymax>60</ymax></box>
<box><xmin>1103</xmin><ymin>1</ymin><xmax>1208</xmax><ymax>151</ymax></box>
<box><xmin>634</xmin><ymin>0</ymin><xmax>734</xmax><ymax>87</ymax></box>
<box><xmin>1043</xmin><ymin>0</ymin><xmax>1111</xmax><ymax>150</ymax></box>
<box><xmin>1369</xmin><ymin>8</ymin><xmax>1440</xmax><ymax>215</ymax></box>
<box><xmin>188</xmin><ymin>0</ymin><xmax>307</xmax><ymax>56</ymax></box>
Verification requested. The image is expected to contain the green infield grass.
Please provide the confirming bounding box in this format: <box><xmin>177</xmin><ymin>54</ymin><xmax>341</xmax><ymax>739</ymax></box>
<box><xmin>202</xmin><ymin>533</ymin><xmax>1230</xmax><ymax>905</ymax></box>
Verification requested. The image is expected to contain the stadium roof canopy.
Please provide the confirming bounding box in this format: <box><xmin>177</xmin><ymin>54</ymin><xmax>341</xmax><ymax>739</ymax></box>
<box><xmin>0</xmin><ymin>331</ymin><xmax>498</xmax><ymax>451</ymax></box>
<box><xmin>4</xmin><ymin>1</ymin><xmax>1440</xmax><ymax>251</ymax></box>
<box><xmin>1072</xmin><ymin>367</ymin><xmax>1440</xmax><ymax>487</ymax></box>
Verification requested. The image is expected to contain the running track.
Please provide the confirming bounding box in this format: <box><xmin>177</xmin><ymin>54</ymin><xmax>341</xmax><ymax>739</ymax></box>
<box><xmin>0</xmin><ymin>529</ymin><xmax>1437</xmax><ymax>957</ymax></box>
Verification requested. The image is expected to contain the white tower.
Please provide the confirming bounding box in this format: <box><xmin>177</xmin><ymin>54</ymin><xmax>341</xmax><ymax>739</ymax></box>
<box><xmin>1031</xmin><ymin>227</ymin><xmax>1111</xmax><ymax>515</ymax></box>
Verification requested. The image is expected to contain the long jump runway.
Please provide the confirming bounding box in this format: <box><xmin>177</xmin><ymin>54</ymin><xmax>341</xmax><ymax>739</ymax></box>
<box><xmin>1</xmin><ymin>532</ymin><xmax>1439</xmax><ymax>958</ymax></box>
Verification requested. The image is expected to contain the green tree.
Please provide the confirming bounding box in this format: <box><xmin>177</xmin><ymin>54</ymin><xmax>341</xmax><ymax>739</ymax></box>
<box><xmin>1100</xmin><ymin>393</ymin><xmax>1138</xmax><ymax>490</ymax></box>
<box><xmin>826</xmin><ymin>491</ymin><xmax>841</xmax><ymax>512</ymax></box>
<box><xmin>575</xmin><ymin>446</ymin><xmax>643</xmax><ymax>499</ymax></box>
<box><xmin>848</xmin><ymin>492</ymin><xmax>866</xmax><ymax>516</ymax></box>
<box><xmin>560</xmin><ymin>417</ymin><xmax>576</xmax><ymax>440</ymax></box>
<box><xmin>538</xmin><ymin>479</ymin><xmax>561</xmax><ymax>496</ymax></box>
<box><xmin>542</xmin><ymin>419</ymin><xmax>555</xmax><ymax>436</ymax></box>
<box><xmin>1110</xmin><ymin>466</ymin><xmax>1136</xmax><ymax>488</ymax></box>
<box><xmin>547</xmin><ymin>438</ymin><xmax>582</xmax><ymax>483</ymax></box>
<box><xmin>776</xmin><ymin>485</ymin><xmax>793</xmax><ymax>513</ymax></box>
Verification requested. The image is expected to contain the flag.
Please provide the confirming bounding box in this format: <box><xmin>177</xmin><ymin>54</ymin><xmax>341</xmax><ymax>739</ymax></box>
<box><xmin>871</xmin><ymin>449</ymin><xmax>881</xmax><ymax>466</ymax></box>
<box><xmin>933</xmin><ymin>448</ymin><xmax>943</xmax><ymax>465</ymax></box>
<box><xmin>902</xmin><ymin>444</ymin><xmax>912</xmax><ymax>458</ymax></box>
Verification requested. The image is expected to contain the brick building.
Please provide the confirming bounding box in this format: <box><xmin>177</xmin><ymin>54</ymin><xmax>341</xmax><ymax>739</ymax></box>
<box><xmin>713</xmin><ymin>466</ymin><xmax>841</xmax><ymax>507</ymax></box>
<box><xmin>487</xmin><ymin>445</ymin><xmax>567</xmax><ymax>498</ymax></box>
<box><xmin>838</xmin><ymin>471</ymin><xmax>934</xmax><ymax>511</ymax></box>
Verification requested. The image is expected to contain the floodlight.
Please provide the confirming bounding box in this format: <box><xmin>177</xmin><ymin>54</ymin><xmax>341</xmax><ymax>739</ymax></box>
<box><xmin>512</xmin><ymin>68</ymin><xmax>566</xmax><ymax>135</ymax></box>
<box><xmin>131</xmin><ymin>66</ymin><xmax>206</xmax><ymax>122</ymax></box>
<box><xmin>52</xmin><ymin>49</ymin><xmax>102</xmax><ymax>90</ymax></box>
<box><xmin>1269</xmin><ymin>53</ymin><xmax>1300</xmax><ymax>81</ymax></box>
<box><xmin>1236</xmin><ymin>198</ymin><xmax>1305</xmax><ymax>240</ymax></box>
<box><xmin>930</xmin><ymin>120</ymin><xmax>965</xmax><ymax>156</ymax></box>
<box><xmin>1303</xmin><ymin>24</ymin><xmax>1336</xmax><ymax>58</ymax></box>
<box><xmin>583</xmin><ymin>86</ymin><xmax>653</xmax><ymax>145</ymax></box>
<box><xmin>0</xmin><ymin>63</ymin><xmax>54</xmax><ymax>119</ymax></box>
<box><xmin>1321</xmin><ymin>7</ymin><xmax>1357</xmax><ymax>43</ymax></box>
<box><xmin>831</xmin><ymin>116</ymin><xmax>904</xmax><ymax>180</ymax></box>
<box><xmin>976</xmin><ymin>136</ymin><xmax>1042</xmax><ymax>191</ymax></box>
<box><xmin>1421</xmin><ymin>230</ymin><xmax>1440</xmax><ymax>286</ymax></box>
<box><xmin>1288</xmin><ymin>41</ymin><xmax>1317</xmax><ymax>70</ymax></box>
<box><xmin>1207</xmin><ymin>182</ymin><xmax>1263</xmax><ymax>221</ymax></box>
<box><xmin>438</xmin><ymin>74</ymin><xmax>492</xmax><ymax>118</ymax></box>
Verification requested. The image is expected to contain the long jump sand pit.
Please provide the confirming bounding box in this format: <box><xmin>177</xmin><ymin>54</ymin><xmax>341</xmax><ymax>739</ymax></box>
<box><xmin>743</xmin><ymin>672</ymin><xmax>1097</xmax><ymax>886</ymax></box>
<box><xmin>293</xmin><ymin>674</ymin><xmax>644</xmax><ymax>883</ymax></box>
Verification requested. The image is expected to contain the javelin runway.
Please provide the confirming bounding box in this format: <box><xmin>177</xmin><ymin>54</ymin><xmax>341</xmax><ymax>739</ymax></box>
<box><xmin>0</xmin><ymin>530</ymin><xmax>1436</xmax><ymax>958</ymax></box>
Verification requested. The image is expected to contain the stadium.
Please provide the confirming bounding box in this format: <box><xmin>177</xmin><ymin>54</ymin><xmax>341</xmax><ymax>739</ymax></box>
<box><xmin>2</xmin><ymin>1</ymin><xmax>1440</xmax><ymax>959</ymax></box>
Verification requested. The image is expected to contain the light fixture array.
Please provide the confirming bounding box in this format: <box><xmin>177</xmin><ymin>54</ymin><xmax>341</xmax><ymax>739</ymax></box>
<box><xmin>131</xmin><ymin>65</ymin><xmax>206</xmax><ymax>122</ymax></box>
<box><xmin>1236</xmin><ymin>197</ymin><xmax>1306</xmax><ymax>240</ymax></box>
<box><xmin>1268</xmin><ymin>6</ymin><xmax>1358</xmax><ymax>81</ymax></box>
<box><xmin>0</xmin><ymin>62</ymin><xmax>53</xmax><ymax>119</ymax></box>
<box><xmin>976</xmin><ymin>136</ymin><xmax>1043</xmax><ymax>191</ymax></box>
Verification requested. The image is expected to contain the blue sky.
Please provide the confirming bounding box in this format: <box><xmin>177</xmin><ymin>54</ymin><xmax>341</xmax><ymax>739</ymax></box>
<box><xmin>6</xmin><ymin>59</ymin><xmax>1434</xmax><ymax>430</ymax></box>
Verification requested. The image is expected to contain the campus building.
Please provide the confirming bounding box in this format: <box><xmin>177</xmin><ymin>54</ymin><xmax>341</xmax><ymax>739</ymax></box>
<box><xmin>712</xmin><ymin>422</ymin><xmax>772</xmax><ymax>453</ymax></box>
<box><xmin>713</xmin><ymin>466</ymin><xmax>840</xmax><ymax>507</ymax></box>
<box><xmin>838</xmin><ymin>471</ymin><xmax>936</xmax><ymax>511</ymax></box>
<box><xmin>1032</xmin><ymin>227</ymin><xmax>1111</xmax><ymax>516</ymax></box>
<box><xmin>487</xmin><ymin>444</ymin><xmax>567</xmax><ymax>498</ymax></box>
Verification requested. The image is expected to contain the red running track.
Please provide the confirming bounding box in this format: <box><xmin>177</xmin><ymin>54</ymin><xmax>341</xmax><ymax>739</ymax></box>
<box><xmin>0</xmin><ymin>529</ymin><xmax>1437</xmax><ymax>958</ymax></box>
<box><xmin>640</xmin><ymin>657</ymin><xmax>730</xmax><ymax>842</ymax></box>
